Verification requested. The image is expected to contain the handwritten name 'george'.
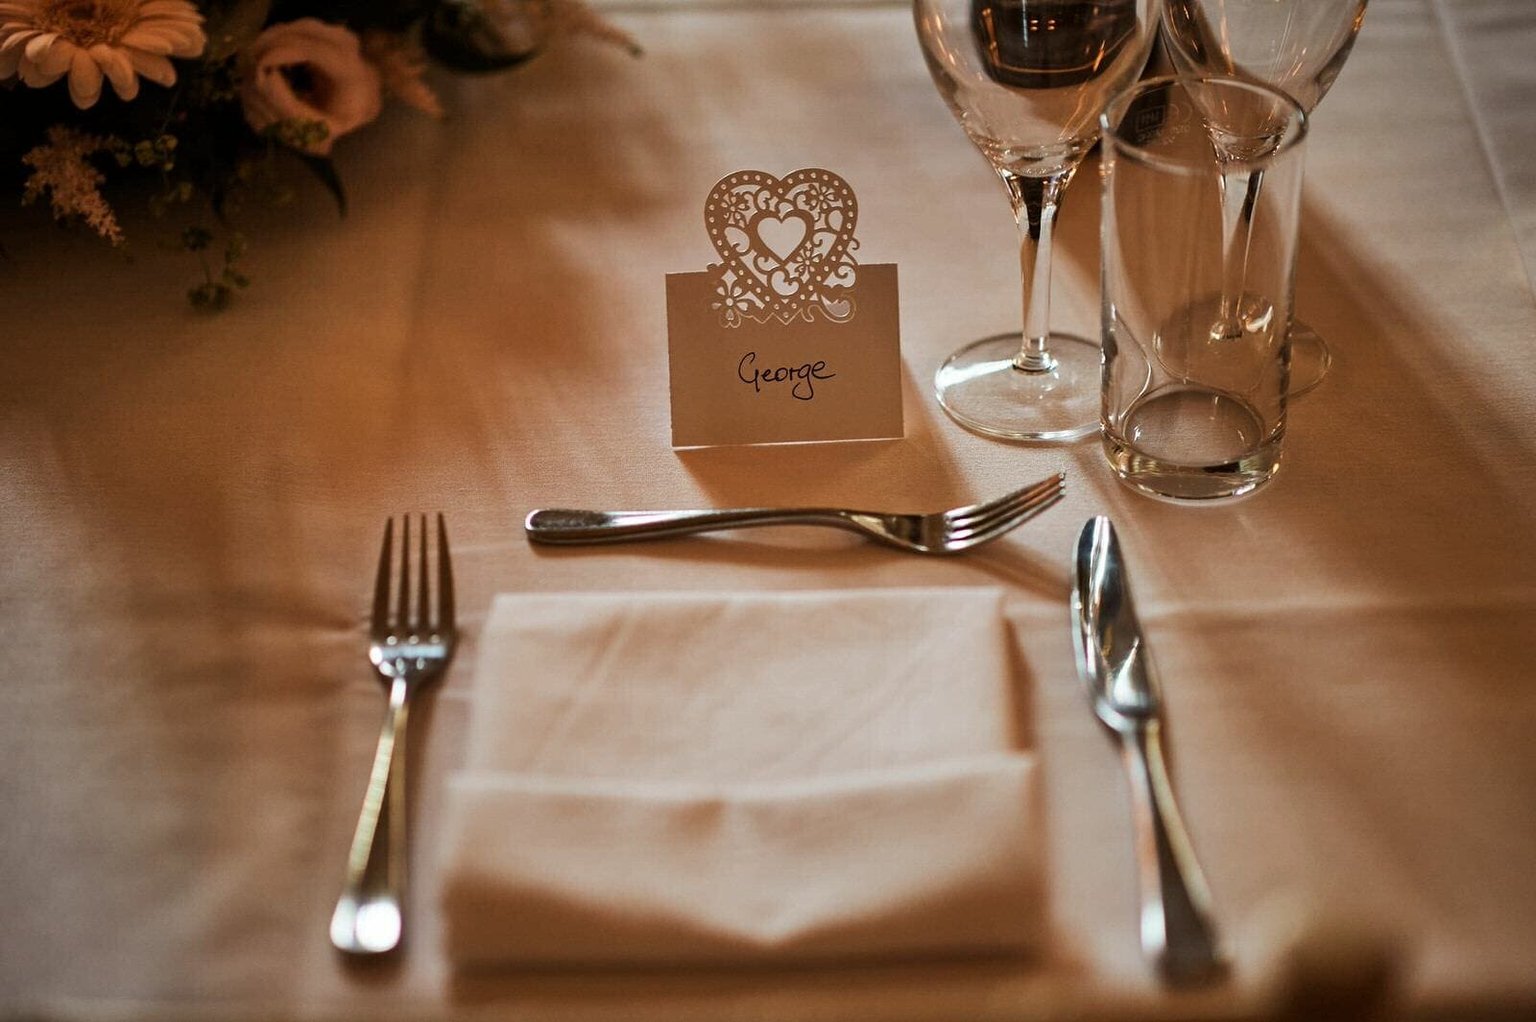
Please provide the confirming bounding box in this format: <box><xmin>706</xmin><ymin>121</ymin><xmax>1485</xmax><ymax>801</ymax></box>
<box><xmin>737</xmin><ymin>351</ymin><xmax>836</xmax><ymax>401</ymax></box>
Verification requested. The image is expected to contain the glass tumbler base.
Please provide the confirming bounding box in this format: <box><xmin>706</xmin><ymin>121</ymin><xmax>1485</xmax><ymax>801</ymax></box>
<box><xmin>934</xmin><ymin>332</ymin><xmax>1101</xmax><ymax>442</ymax></box>
<box><xmin>1104</xmin><ymin>386</ymin><xmax>1282</xmax><ymax>502</ymax></box>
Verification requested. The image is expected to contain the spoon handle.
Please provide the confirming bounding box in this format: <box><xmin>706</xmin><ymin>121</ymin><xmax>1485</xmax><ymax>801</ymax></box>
<box><xmin>1121</xmin><ymin>723</ymin><xmax>1225</xmax><ymax>986</ymax></box>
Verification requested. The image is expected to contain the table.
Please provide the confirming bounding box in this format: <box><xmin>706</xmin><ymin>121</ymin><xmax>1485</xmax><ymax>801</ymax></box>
<box><xmin>3</xmin><ymin>1</ymin><xmax>1535</xmax><ymax>1019</ymax></box>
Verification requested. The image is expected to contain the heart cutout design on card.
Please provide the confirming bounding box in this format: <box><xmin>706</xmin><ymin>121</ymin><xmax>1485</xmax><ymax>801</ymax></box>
<box><xmin>754</xmin><ymin>213</ymin><xmax>810</xmax><ymax>263</ymax></box>
<box><xmin>704</xmin><ymin>169</ymin><xmax>859</xmax><ymax>324</ymax></box>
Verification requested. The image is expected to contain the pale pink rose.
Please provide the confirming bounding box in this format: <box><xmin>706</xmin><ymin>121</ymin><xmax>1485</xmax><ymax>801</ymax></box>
<box><xmin>240</xmin><ymin>19</ymin><xmax>381</xmax><ymax>155</ymax></box>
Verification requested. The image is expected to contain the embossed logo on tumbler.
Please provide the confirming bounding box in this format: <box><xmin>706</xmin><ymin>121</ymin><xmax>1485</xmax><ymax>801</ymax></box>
<box><xmin>1099</xmin><ymin>75</ymin><xmax>1307</xmax><ymax>501</ymax></box>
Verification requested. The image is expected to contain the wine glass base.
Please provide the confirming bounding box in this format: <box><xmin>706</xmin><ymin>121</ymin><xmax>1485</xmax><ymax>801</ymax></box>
<box><xmin>1287</xmin><ymin>319</ymin><xmax>1330</xmax><ymax>397</ymax></box>
<box><xmin>934</xmin><ymin>332</ymin><xmax>1101</xmax><ymax>442</ymax></box>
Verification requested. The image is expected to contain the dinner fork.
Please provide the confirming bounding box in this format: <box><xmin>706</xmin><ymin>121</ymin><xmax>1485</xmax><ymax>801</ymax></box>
<box><xmin>330</xmin><ymin>514</ymin><xmax>457</xmax><ymax>956</ymax></box>
<box><xmin>525</xmin><ymin>472</ymin><xmax>1065</xmax><ymax>554</ymax></box>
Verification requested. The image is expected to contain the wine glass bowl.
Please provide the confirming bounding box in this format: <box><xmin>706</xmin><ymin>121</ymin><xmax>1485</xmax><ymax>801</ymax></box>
<box><xmin>919</xmin><ymin>1</ymin><xmax>1148</xmax><ymax>174</ymax></box>
<box><xmin>1160</xmin><ymin>0</ymin><xmax>1369</xmax><ymax>394</ymax></box>
<box><xmin>915</xmin><ymin>0</ymin><xmax>1162</xmax><ymax>441</ymax></box>
<box><xmin>1162</xmin><ymin>0</ymin><xmax>1367</xmax><ymax>112</ymax></box>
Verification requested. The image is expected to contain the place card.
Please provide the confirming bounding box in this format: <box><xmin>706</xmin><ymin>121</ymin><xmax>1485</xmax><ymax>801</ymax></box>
<box><xmin>666</xmin><ymin>168</ymin><xmax>903</xmax><ymax>448</ymax></box>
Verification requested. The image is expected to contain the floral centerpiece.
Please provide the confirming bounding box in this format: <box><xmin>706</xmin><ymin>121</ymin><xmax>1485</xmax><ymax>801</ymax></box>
<box><xmin>0</xmin><ymin>0</ymin><xmax>635</xmax><ymax>304</ymax></box>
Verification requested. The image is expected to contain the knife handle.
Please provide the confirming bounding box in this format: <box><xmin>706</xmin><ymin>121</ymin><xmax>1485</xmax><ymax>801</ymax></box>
<box><xmin>1121</xmin><ymin>723</ymin><xmax>1226</xmax><ymax>986</ymax></box>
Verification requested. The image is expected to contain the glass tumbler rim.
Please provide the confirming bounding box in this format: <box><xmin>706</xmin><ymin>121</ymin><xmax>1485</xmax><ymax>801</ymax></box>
<box><xmin>1100</xmin><ymin>74</ymin><xmax>1309</xmax><ymax>174</ymax></box>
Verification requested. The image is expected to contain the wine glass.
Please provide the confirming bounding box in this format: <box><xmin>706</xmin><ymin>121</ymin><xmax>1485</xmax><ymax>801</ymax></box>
<box><xmin>1161</xmin><ymin>0</ymin><xmax>1369</xmax><ymax>395</ymax></box>
<box><xmin>915</xmin><ymin>0</ymin><xmax>1162</xmax><ymax>441</ymax></box>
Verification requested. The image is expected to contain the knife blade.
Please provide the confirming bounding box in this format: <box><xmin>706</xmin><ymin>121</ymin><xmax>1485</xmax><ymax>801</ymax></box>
<box><xmin>1072</xmin><ymin>515</ymin><xmax>1225</xmax><ymax>985</ymax></box>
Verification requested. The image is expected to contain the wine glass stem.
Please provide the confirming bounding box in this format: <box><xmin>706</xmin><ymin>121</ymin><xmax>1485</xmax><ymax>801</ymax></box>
<box><xmin>1216</xmin><ymin>166</ymin><xmax>1264</xmax><ymax>332</ymax></box>
<box><xmin>1001</xmin><ymin>169</ymin><xmax>1073</xmax><ymax>374</ymax></box>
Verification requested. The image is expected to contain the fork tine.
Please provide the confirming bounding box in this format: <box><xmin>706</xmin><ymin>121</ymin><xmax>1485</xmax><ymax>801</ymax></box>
<box><xmin>371</xmin><ymin>518</ymin><xmax>394</xmax><ymax>634</ymax></box>
<box><xmin>948</xmin><ymin>486</ymin><xmax>1065</xmax><ymax>551</ymax></box>
<box><xmin>396</xmin><ymin>515</ymin><xmax>410</xmax><ymax>631</ymax></box>
<box><xmin>945</xmin><ymin>473</ymin><xmax>1062</xmax><ymax>526</ymax></box>
<box><xmin>416</xmin><ymin>513</ymin><xmax>430</xmax><ymax>632</ymax></box>
<box><xmin>949</xmin><ymin>473</ymin><xmax>1065</xmax><ymax>532</ymax></box>
<box><xmin>947</xmin><ymin>476</ymin><xmax>1065</xmax><ymax>542</ymax></box>
<box><xmin>436</xmin><ymin>513</ymin><xmax>455</xmax><ymax>632</ymax></box>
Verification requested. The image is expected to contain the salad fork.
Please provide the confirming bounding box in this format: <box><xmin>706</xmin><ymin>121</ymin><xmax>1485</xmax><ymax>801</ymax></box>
<box><xmin>330</xmin><ymin>513</ymin><xmax>457</xmax><ymax>956</ymax></box>
<box><xmin>525</xmin><ymin>473</ymin><xmax>1066</xmax><ymax>554</ymax></box>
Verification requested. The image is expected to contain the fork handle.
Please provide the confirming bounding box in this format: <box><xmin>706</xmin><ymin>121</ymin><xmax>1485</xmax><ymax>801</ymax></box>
<box><xmin>525</xmin><ymin>507</ymin><xmax>855</xmax><ymax>544</ymax></box>
<box><xmin>1121</xmin><ymin>723</ymin><xmax>1225</xmax><ymax>985</ymax></box>
<box><xmin>330</xmin><ymin>676</ymin><xmax>410</xmax><ymax>955</ymax></box>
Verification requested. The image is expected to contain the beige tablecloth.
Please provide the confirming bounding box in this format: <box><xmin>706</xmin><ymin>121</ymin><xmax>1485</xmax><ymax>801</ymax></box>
<box><xmin>3</xmin><ymin>1</ymin><xmax>1535</xmax><ymax>1020</ymax></box>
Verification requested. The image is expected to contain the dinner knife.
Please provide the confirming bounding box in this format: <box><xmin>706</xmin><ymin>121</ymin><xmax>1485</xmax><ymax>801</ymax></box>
<box><xmin>1071</xmin><ymin>516</ymin><xmax>1225</xmax><ymax>985</ymax></box>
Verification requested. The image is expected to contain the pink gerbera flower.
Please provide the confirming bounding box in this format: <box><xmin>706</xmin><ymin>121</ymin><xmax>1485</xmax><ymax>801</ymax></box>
<box><xmin>0</xmin><ymin>0</ymin><xmax>206</xmax><ymax>109</ymax></box>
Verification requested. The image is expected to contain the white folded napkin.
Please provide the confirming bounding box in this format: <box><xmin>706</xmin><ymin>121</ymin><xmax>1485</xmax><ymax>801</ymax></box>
<box><xmin>440</xmin><ymin>587</ymin><xmax>1043</xmax><ymax>967</ymax></box>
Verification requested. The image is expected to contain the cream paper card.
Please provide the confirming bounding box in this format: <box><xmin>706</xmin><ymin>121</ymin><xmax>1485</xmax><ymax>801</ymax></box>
<box><xmin>666</xmin><ymin>169</ymin><xmax>903</xmax><ymax>448</ymax></box>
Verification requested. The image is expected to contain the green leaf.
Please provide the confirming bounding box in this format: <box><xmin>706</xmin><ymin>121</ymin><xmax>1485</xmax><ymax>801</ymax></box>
<box><xmin>182</xmin><ymin>226</ymin><xmax>214</xmax><ymax>251</ymax></box>
<box><xmin>422</xmin><ymin>0</ymin><xmax>542</xmax><ymax>74</ymax></box>
<box><xmin>205</xmin><ymin>0</ymin><xmax>274</xmax><ymax>60</ymax></box>
<box><xmin>188</xmin><ymin>281</ymin><xmax>233</xmax><ymax>309</ymax></box>
<box><xmin>297</xmin><ymin>154</ymin><xmax>347</xmax><ymax>217</ymax></box>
